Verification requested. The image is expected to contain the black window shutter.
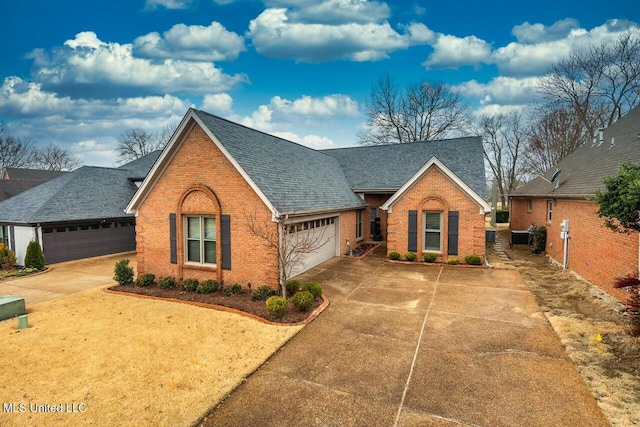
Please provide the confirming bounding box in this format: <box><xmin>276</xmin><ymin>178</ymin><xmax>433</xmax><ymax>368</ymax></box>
<box><xmin>221</xmin><ymin>215</ymin><xmax>231</xmax><ymax>270</ymax></box>
<box><xmin>448</xmin><ymin>211</ymin><xmax>459</xmax><ymax>255</ymax></box>
<box><xmin>169</xmin><ymin>213</ymin><xmax>177</xmax><ymax>264</ymax></box>
<box><xmin>9</xmin><ymin>225</ymin><xmax>15</xmax><ymax>251</ymax></box>
<box><xmin>408</xmin><ymin>210</ymin><xmax>417</xmax><ymax>252</ymax></box>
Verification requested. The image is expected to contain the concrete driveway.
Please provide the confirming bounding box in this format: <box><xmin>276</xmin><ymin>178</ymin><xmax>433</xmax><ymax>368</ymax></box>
<box><xmin>0</xmin><ymin>253</ymin><xmax>134</xmax><ymax>307</ymax></box>
<box><xmin>200</xmin><ymin>249</ymin><xmax>607</xmax><ymax>427</ymax></box>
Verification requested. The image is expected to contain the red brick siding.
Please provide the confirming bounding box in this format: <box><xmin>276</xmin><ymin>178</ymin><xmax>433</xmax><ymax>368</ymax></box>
<box><xmin>511</xmin><ymin>196</ymin><xmax>639</xmax><ymax>301</ymax></box>
<box><xmin>339</xmin><ymin>210</ymin><xmax>358</xmax><ymax>255</ymax></box>
<box><xmin>386</xmin><ymin>167</ymin><xmax>486</xmax><ymax>262</ymax></box>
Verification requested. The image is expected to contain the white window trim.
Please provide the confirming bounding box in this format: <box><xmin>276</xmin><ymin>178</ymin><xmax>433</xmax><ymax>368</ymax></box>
<box><xmin>184</xmin><ymin>215</ymin><xmax>217</xmax><ymax>266</ymax></box>
<box><xmin>546</xmin><ymin>201</ymin><xmax>553</xmax><ymax>222</ymax></box>
<box><xmin>356</xmin><ymin>210</ymin><xmax>363</xmax><ymax>240</ymax></box>
<box><xmin>423</xmin><ymin>211</ymin><xmax>443</xmax><ymax>253</ymax></box>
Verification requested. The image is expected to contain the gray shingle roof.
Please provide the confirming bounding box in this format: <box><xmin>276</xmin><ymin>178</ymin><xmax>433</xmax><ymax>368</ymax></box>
<box><xmin>0</xmin><ymin>180</ymin><xmax>44</xmax><ymax>202</ymax></box>
<box><xmin>2</xmin><ymin>168</ymin><xmax>67</xmax><ymax>181</ymax></box>
<box><xmin>193</xmin><ymin>109</ymin><xmax>366</xmax><ymax>214</ymax></box>
<box><xmin>512</xmin><ymin>106</ymin><xmax>640</xmax><ymax>198</ymax></box>
<box><xmin>321</xmin><ymin>137</ymin><xmax>487</xmax><ymax>199</ymax></box>
<box><xmin>0</xmin><ymin>152</ymin><xmax>161</xmax><ymax>224</ymax></box>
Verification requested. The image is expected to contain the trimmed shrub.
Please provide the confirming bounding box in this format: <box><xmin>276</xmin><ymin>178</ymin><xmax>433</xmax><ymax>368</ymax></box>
<box><xmin>423</xmin><ymin>253</ymin><xmax>437</xmax><ymax>263</ymax></box>
<box><xmin>135</xmin><ymin>273</ymin><xmax>155</xmax><ymax>287</ymax></box>
<box><xmin>292</xmin><ymin>291</ymin><xmax>314</xmax><ymax>312</ymax></box>
<box><xmin>266</xmin><ymin>296</ymin><xmax>288</xmax><ymax>319</ymax></box>
<box><xmin>158</xmin><ymin>276</ymin><xmax>177</xmax><ymax>290</ymax></box>
<box><xmin>197</xmin><ymin>279</ymin><xmax>219</xmax><ymax>294</ymax></box>
<box><xmin>223</xmin><ymin>283</ymin><xmax>243</xmax><ymax>296</ymax></box>
<box><xmin>388</xmin><ymin>251</ymin><xmax>401</xmax><ymax>260</ymax></box>
<box><xmin>24</xmin><ymin>240</ymin><xmax>45</xmax><ymax>270</ymax></box>
<box><xmin>405</xmin><ymin>252</ymin><xmax>417</xmax><ymax>262</ymax></box>
<box><xmin>446</xmin><ymin>258</ymin><xmax>460</xmax><ymax>265</ymax></box>
<box><xmin>113</xmin><ymin>259</ymin><xmax>134</xmax><ymax>286</ymax></box>
<box><xmin>302</xmin><ymin>281</ymin><xmax>323</xmax><ymax>300</ymax></box>
<box><xmin>285</xmin><ymin>279</ymin><xmax>300</xmax><ymax>297</ymax></box>
<box><xmin>181</xmin><ymin>278</ymin><xmax>199</xmax><ymax>292</ymax></box>
<box><xmin>496</xmin><ymin>210</ymin><xmax>509</xmax><ymax>223</ymax></box>
<box><xmin>0</xmin><ymin>243</ymin><xmax>16</xmax><ymax>271</ymax></box>
<box><xmin>532</xmin><ymin>226</ymin><xmax>547</xmax><ymax>254</ymax></box>
<box><xmin>465</xmin><ymin>254</ymin><xmax>482</xmax><ymax>265</ymax></box>
<box><xmin>252</xmin><ymin>285</ymin><xmax>276</xmax><ymax>301</ymax></box>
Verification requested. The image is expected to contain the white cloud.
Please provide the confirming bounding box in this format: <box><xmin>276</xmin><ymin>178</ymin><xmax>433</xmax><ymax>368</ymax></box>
<box><xmin>133</xmin><ymin>21</ymin><xmax>245</xmax><ymax>62</ymax></box>
<box><xmin>269</xmin><ymin>94</ymin><xmax>359</xmax><ymax>117</ymax></box>
<box><xmin>144</xmin><ymin>0</ymin><xmax>195</xmax><ymax>10</ymax></box>
<box><xmin>283</xmin><ymin>0</ymin><xmax>390</xmax><ymax>25</ymax></box>
<box><xmin>201</xmin><ymin>93</ymin><xmax>233</xmax><ymax>113</ymax></box>
<box><xmin>273</xmin><ymin>131</ymin><xmax>336</xmax><ymax>149</ymax></box>
<box><xmin>511</xmin><ymin>18</ymin><xmax>580</xmax><ymax>44</ymax></box>
<box><xmin>28</xmin><ymin>31</ymin><xmax>247</xmax><ymax>98</ymax></box>
<box><xmin>423</xmin><ymin>34</ymin><xmax>492</xmax><ymax>69</ymax></box>
<box><xmin>247</xmin><ymin>8</ymin><xmax>432</xmax><ymax>62</ymax></box>
<box><xmin>456</xmin><ymin>76</ymin><xmax>542</xmax><ymax>105</ymax></box>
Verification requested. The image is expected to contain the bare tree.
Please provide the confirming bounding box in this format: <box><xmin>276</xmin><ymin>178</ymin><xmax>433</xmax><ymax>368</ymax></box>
<box><xmin>31</xmin><ymin>144</ymin><xmax>82</xmax><ymax>171</ymax></box>
<box><xmin>245</xmin><ymin>208</ymin><xmax>329</xmax><ymax>298</ymax></box>
<box><xmin>154</xmin><ymin>121</ymin><xmax>178</xmax><ymax>148</ymax></box>
<box><xmin>475</xmin><ymin>112</ymin><xmax>528</xmax><ymax>208</ymax></box>
<box><xmin>539</xmin><ymin>31</ymin><xmax>640</xmax><ymax>137</ymax></box>
<box><xmin>358</xmin><ymin>74</ymin><xmax>471</xmax><ymax>145</ymax></box>
<box><xmin>0</xmin><ymin>125</ymin><xmax>34</xmax><ymax>170</ymax></box>
<box><xmin>116</xmin><ymin>123</ymin><xmax>176</xmax><ymax>164</ymax></box>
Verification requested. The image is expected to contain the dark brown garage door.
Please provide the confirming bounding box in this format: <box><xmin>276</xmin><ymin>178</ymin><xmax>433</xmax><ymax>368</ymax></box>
<box><xmin>42</xmin><ymin>220</ymin><xmax>135</xmax><ymax>264</ymax></box>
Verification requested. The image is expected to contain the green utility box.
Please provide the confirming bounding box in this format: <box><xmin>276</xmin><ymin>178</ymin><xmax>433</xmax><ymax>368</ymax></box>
<box><xmin>0</xmin><ymin>295</ymin><xmax>26</xmax><ymax>321</ymax></box>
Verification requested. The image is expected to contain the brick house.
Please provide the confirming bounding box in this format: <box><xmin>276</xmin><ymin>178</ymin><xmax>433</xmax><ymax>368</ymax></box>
<box><xmin>126</xmin><ymin>108</ymin><xmax>489</xmax><ymax>288</ymax></box>
<box><xmin>510</xmin><ymin>105</ymin><xmax>640</xmax><ymax>301</ymax></box>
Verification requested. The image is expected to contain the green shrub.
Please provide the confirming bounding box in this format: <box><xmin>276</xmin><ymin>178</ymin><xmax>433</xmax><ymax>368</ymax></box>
<box><xmin>0</xmin><ymin>243</ymin><xmax>16</xmax><ymax>271</ymax></box>
<box><xmin>158</xmin><ymin>276</ymin><xmax>176</xmax><ymax>290</ymax></box>
<box><xmin>292</xmin><ymin>291</ymin><xmax>314</xmax><ymax>312</ymax></box>
<box><xmin>446</xmin><ymin>258</ymin><xmax>460</xmax><ymax>265</ymax></box>
<box><xmin>532</xmin><ymin>225</ymin><xmax>547</xmax><ymax>254</ymax></box>
<box><xmin>464</xmin><ymin>255</ymin><xmax>482</xmax><ymax>265</ymax></box>
<box><xmin>423</xmin><ymin>253</ymin><xmax>437</xmax><ymax>263</ymax></box>
<box><xmin>134</xmin><ymin>273</ymin><xmax>155</xmax><ymax>287</ymax></box>
<box><xmin>181</xmin><ymin>278</ymin><xmax>199</xmax><ymax>292</ymax></box>
<box><xmin>266</xmin><ymin>296</ymin><xmax>288</xmax><ymax>319</ymax></box>
<box><xmin>405</xmin><ymin>252</ymin><xmax>416</xmax><ymax>262</ymax></box>
<box><xmin>388</xmin><ymin>251</ymin><xmax>401</xmax><ymax>260</ymax></box>
<box><xmin>197</xmin><ymin>279</ymin><xmax>219</xmax><ymax>294</ymax></box>
<box><xmin>113</xmin><ymin>259</ymin><xmax>134</xmax><ymax>286</ymax></box>
<box><xmin>496</xmin><ymin>210</ymin><xmax>510</xmax><ymax>223</ymax></box>
<box><xmin>24</xmin><ymin>240</ymin><xmax>45</xmax><ymax>270</ymax></box>
<box><xmin>302</xmin><ymin>281</ymin><xmax>323</xmax><ymax>299</ymax></box>
<box><xmin>285</xmin><ymin>279</ymin><xmax>300</xmax><ymax>296</ymax></box>
<box><xmin>223</xmin><ymin>283</ymin><xmax>243</xmax><ymax>296</ymax></box>
<box><xmin>252</xmin><ymin>285</ymin><xmax>276</xmax><ymax>301</ymax></box>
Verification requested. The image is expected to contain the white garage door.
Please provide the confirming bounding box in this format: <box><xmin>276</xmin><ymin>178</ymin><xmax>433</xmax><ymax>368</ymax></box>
<box><xmin>287</xmin><ymin>216</ymin><xmax>338</xmax><ymax>278</ymax></box>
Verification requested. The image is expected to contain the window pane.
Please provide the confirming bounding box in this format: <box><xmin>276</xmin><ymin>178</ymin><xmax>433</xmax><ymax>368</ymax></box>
<box><xmin>425</xmin><ymin>232</ymin><xmax>441</xmax><ymax>251</ymax></box>
<box><xmin>187</xmin><ymin>240</ymin><xmax>200</xmax><ymax>262</ymax></box>
<box><xmin>425</xmin><ymin>213</ymin><xmax>440</xmax><ymax>230</ymax></box>
<box><xmin>204</xmin><ymin>241</ymin><xmax>216</xmax><ymax>264</ymax></box>
<box><xmin>187</xmin><ymin>217</ymin><xmax>200</xmax><ymax>239</ymax></box>
<box><xmin>204</xmin><ymin>217</ymin><xmax>216</xmax><ymax>240</ymax></box>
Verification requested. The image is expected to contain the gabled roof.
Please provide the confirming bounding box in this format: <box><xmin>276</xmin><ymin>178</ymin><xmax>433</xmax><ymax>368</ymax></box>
<box><xmin>0</xmin><ymin>152</ymin><xmax>161</xmax><ymax>225</ymax></box>
<box><xmin>0</xmin><ymin>180</ymin><xmax>43</xmax><ymax>202</ymax></box>
<box><xmin>1</xmin><ymin>168</ymin><xmax>67</xmax><ymax>181</ymax></box>
<box><xmin>512</xmin><ymin>105</ymin><xmax>640</xmax><ymax>198</ymax></box>
<box><xmin>128</xmin><ymin>109</ymin><xmax>366</xmax><ymax>217</ymax></box>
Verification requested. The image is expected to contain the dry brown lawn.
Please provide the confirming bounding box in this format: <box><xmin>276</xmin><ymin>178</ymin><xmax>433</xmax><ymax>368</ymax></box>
<box><xmin>0</xmin><ymin>286</ymin><xmax>302</xmax><ymax>426</ymax></box>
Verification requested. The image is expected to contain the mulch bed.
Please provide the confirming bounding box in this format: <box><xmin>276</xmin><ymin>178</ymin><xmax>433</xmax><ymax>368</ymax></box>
<box><xmin>108</xmin><ymin>285</ymin><xmax>324</xmax><ymax>325</ymax></box>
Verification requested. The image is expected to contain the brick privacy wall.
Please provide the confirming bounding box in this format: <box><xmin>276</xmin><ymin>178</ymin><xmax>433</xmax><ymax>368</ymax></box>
<box><xmin>364</xmin><ymin>194</ymin><xmax>392</xmax><ymax>239</ymax></box>
<box><xmin>386</xmin><ymin>167</ymin><xmax>486</xmax><ymax>262</ymax></box>
<box><xmin>511</xmin><ymin>196</ymin><xmax>639</xmax><ymax>301</ymax></box>
<box><xmin>136</xmin><ymin>124</ymin><xmax>279</xmax><ymax>288</ymax></box>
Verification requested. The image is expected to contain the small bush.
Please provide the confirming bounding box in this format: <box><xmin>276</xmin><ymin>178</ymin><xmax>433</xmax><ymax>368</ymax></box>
<box><xmin>252</xmin><ymin>285</ymin><xmax>276</xmax><ymax>301</ymax></box>
<box><xmin>113</xmin><ymin>259</ymin><xmax>134</xmax><ymax>286</ymax></box>
<box><xmin>223</xmin><ymin>283</ymin><xmax>243</xmax><ymax>296</ymax></box>
<box><xmin>266</xmin><ymin>296</ymin><xmax>288</xmax><ymax>319</ymax></box>
<box><xmin>285</xmin><ymin>279</ymin><xmax>300</xmax><ymax>296</ymax></box>
<box><xmin>24</xmin><ymin>240</ymin><xmax>45</xmax><ymax>270</ymax></box>
<box><xmin>158</xmin><ymin>276</ymin><xmax>177</xmax><ymax>290</ymax></box>
<box><xmin>496</xmin><ymin>210</ymin><xmax>510</xmax><ymax>223</ymax></box>
<box><xmin>465</xmin><ymin>254</ymin><xmax>482</xmax><ymax>265</ymax></box>
<box><xmin>0</xmin><ymin>243</ymin><xmax>17</xmax><ymax>271</ymax></box>
<box><xmin>134</xmin><ymin>273</ymin><xmax>156</xmax><ymax>287</ymax></box>
<box><xmin>388</xmin><ymin>251</ymin><xmax>401</xmax><ymax>260</ymax></box>
<box><xmin>292</xmin><ymin>291</ymin><xmax>314</xmax><ymax>312</ymax></box>
<box><xmin>423</xmin><ymin>253</ymin><xmax>437</xmax><ymax>263</ymax></box>
<box><xmin>532</xmin><ymin>225</ymin><xmax>547</xmax><ymax>254</ymax></box>
<box><xmin>302</xmin><ymin>281</ymin><xmax>323</xmax><ymax>299</ymax></box>
<box><xmin>446</xmin><ymin>258</ymin><xmax>460</xmax><ymax>265</ymax></box>
<box><xmin>613</xmin><ymin>272</ymin><xmax>640</xmax><ymax>336</ymax></box>
<box><xmin>405</xmin><ymin>252</ymin><xmax>416</xmax><ymax>262</ymax></box>
<box><xmin>181</xmin><ymin>278</ymin><xmax>199</xmax><ymax>292</ymax></box>
<box><xmin>197</xmin><ymin>279</ymin><xmax>219</xmax><ymax>294</ymax></box>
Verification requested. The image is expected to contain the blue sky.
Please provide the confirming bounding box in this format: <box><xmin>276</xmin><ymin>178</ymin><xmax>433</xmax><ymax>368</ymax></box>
<box><xmin>1</xmin><ymin>0</ymin><xmax>639</xmax><ymax>167</ymax></box>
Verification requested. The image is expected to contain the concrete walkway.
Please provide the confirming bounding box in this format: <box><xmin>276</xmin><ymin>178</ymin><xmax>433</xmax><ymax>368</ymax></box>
<box><xmin>200</xmin><ymin>250</ymin><xmax>607</xmax><ymax>427</ymax></box>
<box><xmin>0</xmin><ymin>253</ymin><xmax>135</xmax><ymax>307</ymax></box>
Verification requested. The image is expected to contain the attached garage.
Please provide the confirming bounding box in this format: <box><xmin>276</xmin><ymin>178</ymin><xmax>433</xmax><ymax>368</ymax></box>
<box><xmin>287</xmin><ymin>216</ymin><xmax>338</xmax><ymax>277</ymax></box>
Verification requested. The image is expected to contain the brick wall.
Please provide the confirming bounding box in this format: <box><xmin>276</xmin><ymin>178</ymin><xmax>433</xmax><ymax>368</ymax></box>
<box><xmin>386</xmin><ymin>167</ymin><xmax>486</xmax><ymax>262</ymax></box>
<box><xmin>363</xmin><ymin>194</ymin><xmax>392</xmax><ymax>239</ymax></box>
<box><xmin>511</xmin><ymin>196</ymin><xmax>639</xmax><ymax>301</ymax></box>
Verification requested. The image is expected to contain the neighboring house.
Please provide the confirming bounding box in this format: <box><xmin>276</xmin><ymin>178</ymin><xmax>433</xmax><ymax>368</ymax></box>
<box><xmin>0</xmin><ymin>152</ymin><xmax>160</xmax><ymax>265</ymax></box>
<box><xmin>126</xmin><ymin>108</ymin><xmax>489</xmax><ymax>288</ymax></box>
<box><xmin>0</xmin><ymin>168</ymin><xmax>67</xmax><ymax>202</ymax></box>
<box><xmin>510</xmin><ymin>105</ymin><xmax>640</xmax><ymax>301</ymax></box>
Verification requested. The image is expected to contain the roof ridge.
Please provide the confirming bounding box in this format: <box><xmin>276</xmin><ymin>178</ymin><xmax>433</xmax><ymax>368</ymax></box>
<box><xmin>320</xmin><ymin>136</ymin><xmax>481</xmax><ymax>152</ymax></box>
